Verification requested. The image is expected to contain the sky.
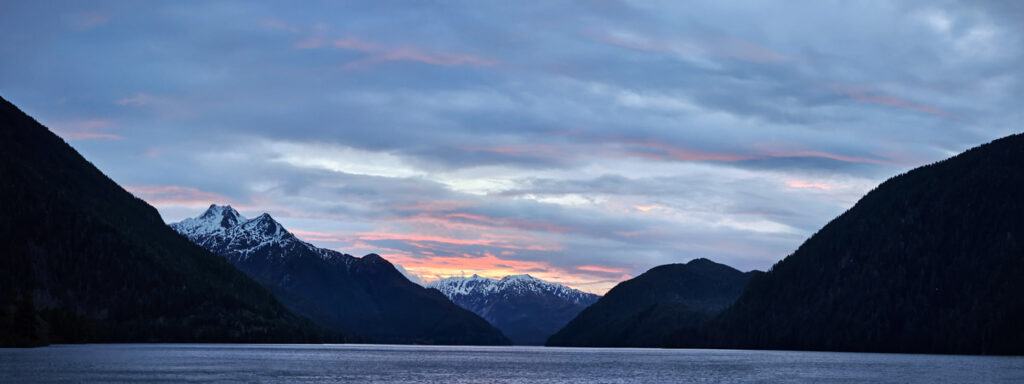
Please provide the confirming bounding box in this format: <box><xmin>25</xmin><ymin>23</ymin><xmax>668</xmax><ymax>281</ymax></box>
<box><xmin>1</xmin><ymin>1</ymin><xmax>1022</xmax><ymax>294</ymax></box>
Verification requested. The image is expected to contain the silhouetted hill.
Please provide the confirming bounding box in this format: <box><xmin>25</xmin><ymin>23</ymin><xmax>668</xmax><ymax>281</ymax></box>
<box><xmin>172</xmin><ymin>206</ymin><xmax>510</xmax><ymax>345</ymax></box>
<box><xmin>428</xmin><ymin>274</ymin><xmax>599</xmax><ymax>345</ymax></box>
<box><xmin>0</xmin><ymin>96</ymin><xmax>324</xmax><ymax>347</ymax></box>
<box><xmin>687</xmin><ymin>133</ymin><xmax>1024</xmax><ymax>354</ymax></box>
<box><xmin>547</xmin><ymin>258</ymin><xmax>755</xmax><ymax>347</ymax></box>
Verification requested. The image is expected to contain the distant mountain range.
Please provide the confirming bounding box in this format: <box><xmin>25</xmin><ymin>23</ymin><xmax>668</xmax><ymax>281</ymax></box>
<box><xmin>547</xmin><ymin>259</ymin><xmax>754</xmax><ymax>347</ymax></box>
<box><xmin>0</xmin><ymin>96</ymin><xmax>322</xmax><ymax>347</ymax></box>
<box><xmin>552</xmin><ymin>134</ymin><xmax>1024</xmax><ymax>355</ymax></box>
<box><xmin>172</xmin><ymin>205</ymin><xmax>510</xmax><ymax>345</ymax></box>
<box><xmin>427</xmin><ymin>274</ymin><xmax>599</xmax><ymax>345</ymax></box>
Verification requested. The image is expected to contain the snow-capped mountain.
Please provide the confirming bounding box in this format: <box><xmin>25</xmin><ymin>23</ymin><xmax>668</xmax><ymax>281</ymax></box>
<box><xmin>171</xmin><ymin>205</ymin><xmax>347</xmax><ymax>265</ymax></box>
<box><xmin>170</xmin><ymin>205</ymin><xmax>509</xmax><ymax>345</ymax></box>
<box><xmin>427</xmin><ymin>274</ymin><xmax>600</xmax><ymax>345</ymax></box>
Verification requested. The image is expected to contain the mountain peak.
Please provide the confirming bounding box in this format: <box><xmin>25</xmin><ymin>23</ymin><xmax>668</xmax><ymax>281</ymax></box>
<box><xmin>361</xmin><ymin>253</ymin><xmax>388</xmax><ymax>265</ymax></box>
<box><xmin>172</xmin><ymin>203</ymin><xmax>246</xmax><ymax>236</ymax></box>
<box><xmin>199</xmin><ymin>204</ymin><xmax>245</xmax><ymax>228</ymax></box>
<box><xmin>427</xmin><ymin>273</ymin><xmax>601</xmax><ymax>345</ymax></box>
<box><xmin>501</xmin><ymin>274</ymin><xmax>539</xmax><ymax>282</ymax></box>
<box><xmin>171</xmin><ymin>206</ymin><xmax>301</xmax><ymax>254</ymax></box>
<box><xmin>237</xmin><ymin>212</ymin><xmax>289</xmax><ymax>238</ymax></box>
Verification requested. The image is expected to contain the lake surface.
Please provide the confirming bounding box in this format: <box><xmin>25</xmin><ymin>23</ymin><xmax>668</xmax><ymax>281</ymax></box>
<box><xmin>2</xmin><ymin>344</ymin><xmax>1023</xmax><ymax>383</ymax></box>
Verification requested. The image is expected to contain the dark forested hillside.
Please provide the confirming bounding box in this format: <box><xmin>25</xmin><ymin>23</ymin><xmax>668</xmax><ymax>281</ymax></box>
<box><xmin>0</xmin><ymin>96</ymin><xmax>324</xmax><ymax>347</ymax></box>
<box><xmin>547</xmin><ymin>258</ymin><xmax>754</xmax><ymax>347</ymax></box>
<box><xmin>688</xmin><ymin>133</ymin><xmax>1024</xmax><ymax>354</ymax></box>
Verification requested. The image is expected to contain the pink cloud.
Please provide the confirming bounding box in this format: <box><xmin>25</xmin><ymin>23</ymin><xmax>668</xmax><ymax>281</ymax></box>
<box><xmin>787</xmin><ymin>180</ymin><xmax>835</xmax><ymax>191</ymax></box>
<box><xmin>296</xmin><ymin>34</ymin><xmax>496</xmax><ymax>68</ymax></box>
<box><xmin>623</xmin><ymin>139</ymin><xmax>752</xmax><ymax>162</ymax></box>
<box><xmin>597</xmin><ymin>34</ymin><xmax>673</xmax><ymax>53</ymax></box>
<box><xmin>116</xmin><ymin>93</ymin><xmax>155</xmax><ymax>106</ymax></box>
<box><xmin>332</xmin><ymin>37</ymin><xmax>378</xmax><ymax>51</ymax></box>
<box><xmin>619</xmin><ymin>139</ymin><xmax>903</xmax><ymax>166</ymax></box>
<box><xmin>828</xmin><ymin>84</ymin><xmax>958</xmax><ymax>119</ymax></box>
<box><xmin>460</xmin><ymin>144</ymin><xmax>564</xmax><ymax>160</ymax></box>
<box><xmin>576</xmin><ymin>265</ymin><xmax>630</xmax><ymax>274</ymax></box>
<box><xmin>65</xmin><ymin>11</ymin><xmax>110</xmax><ymax>29</ymax></box>
<box><xmin>143</xmin><ymin>148</ymin><xmax>164</xmax><ymax>158</ymax></box>
<box><xmin>51</xmin><ymin>119</ymin><xmax>122</xmax><ymax>141</ymax></box>
<box><xmin>357</xmin><ymin>232</ymin><xmax>498</xmax><ymax>247</ymax></box>
<box><xmin>258</xmin><ymin>18</ymin><xmax>299</xmax><ymax>33</ymax></box>
<box><xmin>125</xmin><ymin>185</ymin><xmax>229</xmax><ymax>207</ymax></box>
<box><xmin>595</xmin><ymin>32</ymin><xmax>792</xmax><ymax>64</ymax></box>
<box><xmin>294</xmin><ymin>37</ymin><xmax>327</xmax><ymax>49</ymax></box>
<box><xmin>395</xmin><ymin>200</ymin><xmax>477</xmax><ymax>212</ymax></box>
<box><xmin>715</xmin><ymin>37</ymin><xmax>792</xmax><ymax>63</ymax></box>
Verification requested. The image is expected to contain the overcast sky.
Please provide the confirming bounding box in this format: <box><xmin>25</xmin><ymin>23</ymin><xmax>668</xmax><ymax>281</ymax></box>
<box><xmin>2</xmin><ymin>1</ymin><xmax>1021</xmax><ymax>293</ymax></box>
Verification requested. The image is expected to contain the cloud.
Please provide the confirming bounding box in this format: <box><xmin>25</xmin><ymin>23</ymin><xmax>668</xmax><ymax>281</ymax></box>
<box><xmin>51</xmin><ymin>119</ymin><xmax>122</xmax><ymax>141</ymax></box>
<box><xmin>296</xmin><ymin>34</ymin><xmax>496</xmax><ymax>68</ymax></box>
<box><xmin>125</xmin><ymin>185</ymin><xmax>230</xmax><ymax>208</ymax></box>
<box><xmin>258</xmin><ymin>18</ymin><xmax>299</xmax><ymax>34</ymax></box>
<box><xmin>596</xmin><ymin>31</ymin><xmax>793</xmax><ymax>64</ymax></box>
<box><xmin>827</xmin><ymin>84</ymin><xmax>959</xmax><ymax>119</ymax></box>
<box><xmin>116</xmin><ymin>93</ymin><xmax>156</xmax><ymax>106</ymax></box>
<box><xmin>2</xmin><ymin>1</ymin><xmax>1021</xmax><ymax>293</ymax></box>
<box><xmin>63</xmin><ymin>11</ymin><xmax>110</xmax><ymax>29</ymax></box>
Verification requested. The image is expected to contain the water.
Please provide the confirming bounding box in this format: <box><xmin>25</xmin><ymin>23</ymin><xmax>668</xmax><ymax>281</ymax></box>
<box><xmin>2</xmin><ymin>344</ymin><xmax>1023</xmax><ymax>383</ymax></box>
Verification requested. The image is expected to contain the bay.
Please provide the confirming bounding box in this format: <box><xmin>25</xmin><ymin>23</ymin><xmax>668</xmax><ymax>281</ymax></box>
<box><xmin>2</xmin><ymin>344</ymin><xmax>1023</xmax><ymax>383</ymax></box>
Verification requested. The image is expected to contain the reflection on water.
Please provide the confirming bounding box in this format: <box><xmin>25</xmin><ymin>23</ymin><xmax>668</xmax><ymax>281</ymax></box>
<box><xmin>2</xmin><ymin>344</ymin><xmax>1023</xmax><ymax>383</ymax></box>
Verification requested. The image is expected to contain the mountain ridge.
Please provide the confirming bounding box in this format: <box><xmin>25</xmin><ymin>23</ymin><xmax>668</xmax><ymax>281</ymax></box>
<box><xmin>547</xmin><ymin>258</ymin><xmax>756</xmax><ymax>347</ymax></box>
<box><xmin>0</xmin><ymin>95</ymin><xmax>324</xmax><ymax>347</ymax></box>
<box><xmin>172</xmin><ymin>205</ymin><xmax>511</xmax><ymax>345</ymax></box>
<box><xmin>427</xmin><ymin>274</ymin><xmax>599</xmax><ymax>345</ymax></box>
<box><xmin>682</xmin><ymin>132</ymin><xmax>1024</xmax><ymax>354</ymax></box>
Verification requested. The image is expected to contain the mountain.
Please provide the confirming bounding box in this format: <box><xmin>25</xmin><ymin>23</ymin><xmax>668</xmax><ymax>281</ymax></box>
<box><xmin>547</xmin><ymin>258</ymin><xmax>755</xmax><ymax>347</ymax></box>
<box><xmin>427</xmin><ymin>274</ymin><xmax>600</xmax><ymax>345</ymax></box>
<box><xmin>171</xmin><ymin>205</ymin><xmax>510</xmax><ymax>345</ymax></box>
<box><xmin>0</xmin><ymin>96</ymin><xmax>323</xmax><ymax>347</ymax></box>
<box><xmin>683</xmin><ymin>133</ymin><xmax>1024</xmax><ymax>355</ymax></box>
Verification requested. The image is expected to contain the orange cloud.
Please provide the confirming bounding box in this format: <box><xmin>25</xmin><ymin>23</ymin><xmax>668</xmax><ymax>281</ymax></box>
<box><xmin>357</xmin><ymin>229</ymin><xmax>561</xmax><ymax>252</ymax></box>
<box><xmin>249</xmin><ymin>215</ymin><xmax>626</xmax><ymax>294</ymax></box>
<box><xmin>381</xmin><ymin>252</ymin><xmax>625</xmax><ymax>294</ymax></box>
<box><xmin>634</xmin><ymin>205</ymin><xmax>657</xmax><ymax>212</ymax></box>
<box><xmin>787</xmin><ymin>180</ymin><xmax>834</xmax><ymax>191</ymax></box>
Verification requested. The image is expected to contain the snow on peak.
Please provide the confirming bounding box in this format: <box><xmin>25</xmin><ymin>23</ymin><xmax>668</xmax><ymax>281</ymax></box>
<box><xmin>427</xmin><ymin>274</ymin><xmax>599</xmax><ymax>304</ymax></box>
<box><xmin>172</xmin><ymin>204</ymin><xmax>246</xmax><ymax>237</ymax></box>
<box><xmin>501</xmin><ymin>274</ymin><xmax>539</xmax><ymax>282</ymax></box>
<box><xmin>170</xmin><ymin>205</ymin><xmax>319</xmax><ymax>261</ymax></box>
<box><xmin>238</xmin><ymin>213</ymin><xmax>287</xmax><ymax>238</ymax></box>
